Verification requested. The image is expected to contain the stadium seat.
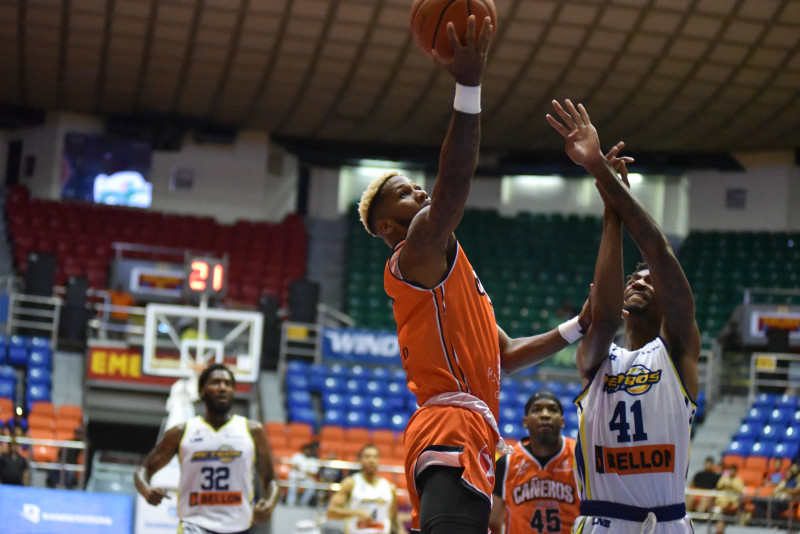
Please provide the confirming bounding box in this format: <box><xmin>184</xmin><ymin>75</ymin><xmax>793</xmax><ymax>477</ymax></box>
<box><xmin>287</xmin><ymin>390</ymin><xmax>313</xmax><ymax>411</ymax></box>
<box><xmin>388</xmin><ymin>413</ymin><xmax>408</xmax><ymax>432</ymax></box>
<box><xmin>782</xmin><ymin>425</ymin><xmax>800</xmax><ymax>443</ymax></box>
<box><xmin>774</xmin><ymin>442</ymin><xmax>799</xmax><ymax>459</ymax></box>
<box><xmin>327</xmin><ymin>363</ymin><xmax>348</xmax><ymax>379</ymax></box>
<box><xmin>323</xmin><ymin>409</ymin><xmax>346</xmax><ymax>427</ymax></box>
<box><xmin>750</xmin><ymin>441</ymin><xmax>776</xmax><ymax>459</ymax></box>
<box><xmin>369</xmin><ymin>367</ymin><xmax>390</xmax><ymax>381</ymax></box>
<box><xmin>30</xmin><ymin>401</ymin><xmax>55</xmax><ymax>417</ymax></box>
<box><xmin>27</xmin><ymin>367</ymin><xmax>51</xmax><ymax>386</ymax></box>
<box><xmin>367</xmin><ymin>412</ymin><xmax>388</xmax><ymax>430</ymax></box>
<box><xmin>768</xmin><ymin>408</ymin><xmax>794</xmax><ymax>426</ymax></box>
<box><xmin>288</xmin><ymin>406</ymin><xmax>317</xmax><ymax>427</ymax></box>
<box><xmin>0</xmin><ymin>379</ymin><xmax>14</xmax><ymax>400</ymax></box>
<box><xmin>777</xmin><ymin>395</ymin><xmax>799</xmax><ymax>410</ymax></box>
<box><xmin>27</xmin><ymin>413</ymin><xmax>54</xmax><ymax>431</ymax></box>
<box><xmin>347</xmin><ymin>395</ymin><xmax>367</xmax><ymax>411</ymax></box>
<box><xmin>759</xmin><ymin>425</ymin><xmax>781</xmax><ymax>442</ymax></box>
<box><xmin>344</xmin><ymin>379</ymin><xmax>364</xmax><ymax>396</ymax></box>
<box><xmin>368</xmin><ymin>396</ymin><xmax>389</xmax><ymax>413</ymax></box>
<box><xmin>346</xmin><ymin>427</ymin><xmax>369</xmax><ymax>443</ymax></box>
<box><xmin>725</xmin><ymin>439</ymin><xmax>754</xmax><ymax>457</ymax></box>
<box><xmin>8</xmin><ymin>335</ymin><xmax>27</xmax><ymax>367</ymax></box>
<box><xmin>744</xmin><ymin>407</ymin><xmax>768</xmax><ymax>424</ymax></box>
<box><xmin>501</xmin><ymin>422</ymin><xmax>525</xmax><ymax>440</ymax></box>
<box><xmin>285</xmin><ymin>373</ymin><xmax>310</xmax><ymax>392</ymax></box>
<box><xmin>348</xmin><ymin>365</ymin><xmax>367</xmax><ymax>379</ymax></box>
<box><xmin>345</xmin><ymin>411</ymin><xmax>367</xmax><ymax>428</ymax></box>
<box><xmin>0</xmin><ymin>397</ymin><xmax>14</xmax><ymax>420</ymax></box>
<box><xmin>26</xmin><ymin>383</ymin><xmax>51</xmax><ymax>412</ymax></box>
<box><xmin>308</xmin><ymin>364</ymin><xmax>327</xmax><ymax>392</ymax></box>
<box><xmin>322</xmin><ymin>392</ymin><xmax>345</xmax><ymax>411</ymax></box>
<box><xmin>0</xmin><ymin>335</ymin><xmax>6</xmax><ymax>365</ymax></box>
<box><xmin>28</xmin><ymin>348</ymin><xmax>51</xmax><ymax>369</ymax></box>
<box><xmin>738</xmin><ymin>467</ymin><xmax>765</xmax><ymax>488</ymax></box>
<box><xmin>364</xmin><ymin>380</ymin><xmax>384</xmax><ymax>396</ymax></box>
<box><xmin>322</xmin><ymin>377</ymin><xmax>346</xmax><ymax>394</ymax></box>
<box><xmin>734</xmin><ymin>423</ymin><xmax>759</xmax><ymax>441</ymax></box>
<box><xmin>57</xmin><ymin>404</ymin><xmax>83</xmax><ymax>423</ymax></box>
<box><xmin>753</xmin><ymin>392</ymin><xmax>778</xmax><ymax>408</ymax></box>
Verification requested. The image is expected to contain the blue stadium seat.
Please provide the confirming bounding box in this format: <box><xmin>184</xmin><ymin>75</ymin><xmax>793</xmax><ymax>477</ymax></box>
<box><xmin>753</xmin><ymin>392</ymin><xmax>778</xmax><ymax>408</ymax></box>
<box><xmin>777</xmin><ymin>395</ymin><xmax>799</xmax><ymax>410</ymax></box>
<box><xmin>564</xmin><ymin>381</ymin><xmax>582</xmax><ymax>396</ymax></box>
<box><xmin>369</xmin><ymin>367</ymin><xmax>390</xmax><ymax>381</ymax></box>
<box><xmin>28</xmin><ymin>348</ymin><xmax>51</xmax><ymax>369</ymax></box>
<box><xmin>286</xmin><ymin>360</ymin><xmax>310</xmax><ymax>374</ymax></box>
<box><xmin>322</xmin><ymin>392</ymin><xmax>346</xmax><ymax>410</ymax></box>
<box><xmin>0</xmin><ymin>334</ymin><xmax>7</xmax><ymax>365</ymax></box>
<box><xmin>347</xmin><ymin>395</ymin><xmax>367</xmax><ymax>411</ymax></box>
<box><xmin>327</xmin><ymin>363</ymin><xmax>348</xmax><ymax>379</ymax></box>
<box><xmin>567</xmin><ymin>427</ymin><xmax>579</xmax><ymax>439</ymax></box>
<box><xmin>323</xmin><ymin>409</ymin><xmax>346</xmax><ymax>427</ymax></box>
<box><xmin>368</xmin><ymin>396</ymin><xmax>389</xmax><ymax>413</ymax></box>
<box><xmin>564</xmin><ymin>410</ymin><xmax>580</xmax><ymax>429</ymax></box>
<box><xmin>519</xmin><ymin>378</ymin><xmax>542</xmax><ymax>391</ymax></box>
<box><xmin>287</xmin><ymin>390</ymin><xmax>313</xmax><ymax>410</ymax></box>
<box><xmin>345</xmin><ymin>410</ymin><xmax>367</xmax><ymax>428</ymax></box>
<box><xmin>734</xmin><ymin>423</ymin><xmax>759</xmax><ymax>441</ymax></box>
<box><xmin>774</xmin><ymin>442</ymin><xmax>799</xmax><ymax>460</ymax></box>
<box><xmin>27</xmin><ymin>367</ymin><xmax>51</xmax><ymax>387</ymax></box>
<box><xmin>725</xmin><ymin>439</ymin><xmax>754</xmax><ymax>457</ymax></box>
<box><xmin>792</xmin><ymin>410</ymin><xmax>800</xmax><ymax>426</ymax></box>
<box><xmin>0</xmin><ymin>366</ymin><xmax>15</xmax><ymax>381</ymax></box>
<box><xmin>499</xmin><ymin>406</ymin><xmax>517</xmax><ymax>424</ymax></box>
<box><xmin>768</xmin><ymin>408</ymin><xmax>794</xmax><ymax>426</ymax></box>
<box><xmin>29</xmin><ymin>337</ymin><xmax>50</xmax><ymax>350</ymax></box>
<box><xmin>364</xmin><ymin>379</ymin><xmax>384</xmax><ymax>396</ymax></box>
<box><xmin>390</xmin><ymin>367</ymin><xmax>406</xmax><ymax>382</ymax></box>
<box><xmin>744</xmin><ymin>407</ymin><xmax>768</xmax><ymax>424</ymax></box>
<box><xmin>0</xmin><ymin>379</ymin><xmax>14</xmax><ymax>400</ymax></box>
<box><xmin>558</xmin><ymin>395</ymin><xmax>573</xmax><ymax>411</ymax></box>
<box><xmin>322</xmin><ymin>377</ymin><xmax>346</xmax><ymax>393</ymax></box>
<box><xmin>389</xmin><ymin>413</ymin><xmax>408</xmax><ymax>432</ymax></box>
<box><xmin>501</xmin><ymin>380</ymin><xmax>520</xmax><ymax>397</ymax></box>
<box><xmin>386</xmin><ymin>381</ymin><xmax>403</xmax><ymax>396</ymax></box>
<box><xmin>366</xmin><ymin>412</ymin><xmax>388</xmax><ymax>430</ymax></box>
<box><xmin>344</xmin><ymin>379</ymin><xmax>364</xmax><ymax>395</ymax></box>
<box><xmin>501</xmin><ymin>422</ymin><xmax>524</xmax><ymax>440</ymax></box>
<box><xmin>543</xmin><ymin>381</ymin><xmax>565</xmax><ymax>395</ymax></box>
<box><xmin>25</xmin><ymin>383</ymin><xmax>50</xmax><ymax>411</ymax></box>
<box><xmin>289</xmin><ymin>406</ymin><xmax>317</xmax><ymax>426</ymax></box>
<box><xmin>348</xmin><ymin>365</ymin><xmax>367</xmax><ymax>379</ymax></box>
<box><xmin>782</xmin><ymin>425</ymin><xmax>800</xmax><ymax>444</ymax></box>
<box><xmin>308</xmin><ymin>364</ymin><xmax>327</xmax><ymax>392</ymax></box>
<box><xmin>514</xmin><ymin>392</ymin><xmax>530</xmax><ymax>406</ymax></box>
<box><xmin>8</xmin><ymin>335</ymin><xmax>27</xmax><ymax>367</ymax></box>
<box><xmin>751</xmin><ymin>441</ymin><xmax>776</xmax><ymax>458</ymax></box>
<box><xmin>286</xmin><ymin>373</ymin><xmax>310</xmax><ymax>392</ymax></box>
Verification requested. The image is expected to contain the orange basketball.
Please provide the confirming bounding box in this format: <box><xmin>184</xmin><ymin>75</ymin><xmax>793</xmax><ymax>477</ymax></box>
<box><xmin>410</xmin><ymin>0</ymin><xmax>497</xmax><ymax>61</ymax></box>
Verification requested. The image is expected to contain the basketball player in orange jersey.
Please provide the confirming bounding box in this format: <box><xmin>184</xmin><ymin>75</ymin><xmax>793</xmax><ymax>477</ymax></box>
<box><xmin>358</xmin><ymin>18</ymin><xmax>590</xmax><ymax>534</ymax></box>
<box><xmin>548</xmin><ymin>100</ymin><xmax>699</xmax><ymax>534</ymax></box>
<box><xmin>489</xmin><ymin>390</ymin><xmax>580</xmax><ymax>534</ymax></box>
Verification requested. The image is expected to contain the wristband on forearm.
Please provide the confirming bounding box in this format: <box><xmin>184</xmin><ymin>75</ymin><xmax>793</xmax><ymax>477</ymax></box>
<box><xmin>453</xmin><ymin>83</ymin><xmax>481</xmax><ymax>114</ymax></box>
<box><xmin>558</xmin><ymin>316</ymin><xmax>584</xmax><ymax>344</ymax></box>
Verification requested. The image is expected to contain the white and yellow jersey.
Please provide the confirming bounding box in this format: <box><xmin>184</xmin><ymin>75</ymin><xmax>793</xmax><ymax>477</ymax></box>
<box><xmin>178</xmin><ymin>415</ymin><xmax>255</xmax><ymax>533</ymax></box>
<box><xmin>573</xmin><ymin>337</ymin><xmax>696</xmax><ymax>532</ymax></box>
<box><xmin>346</xmin><ymin>472</ymin><xmax>394</xmax><ymax>534</ymax></box>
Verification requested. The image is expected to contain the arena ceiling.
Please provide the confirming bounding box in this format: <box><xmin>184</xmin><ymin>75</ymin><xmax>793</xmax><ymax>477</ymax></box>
<box><xmin>1</xmin><ymin>0</ymin><xmax>799</xmax><ymax>171</ymax></box>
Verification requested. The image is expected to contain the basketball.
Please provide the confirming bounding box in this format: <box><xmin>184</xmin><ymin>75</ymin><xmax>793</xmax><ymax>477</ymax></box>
<box><xmin>410</xmin><ymin>0</ymin><xmax>497</xmax><ymax>61</ymax></box>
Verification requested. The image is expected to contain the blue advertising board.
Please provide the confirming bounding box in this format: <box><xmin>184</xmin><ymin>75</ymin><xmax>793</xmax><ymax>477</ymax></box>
<box><xmin>0</xmin><ymin>485</ymin><xmax>133</xmax><ymax>534</ymax></box>
<box><xmin>321</xmin><ymin>327</ymin><xmax>400</xmax><ymax>365</ymax></box>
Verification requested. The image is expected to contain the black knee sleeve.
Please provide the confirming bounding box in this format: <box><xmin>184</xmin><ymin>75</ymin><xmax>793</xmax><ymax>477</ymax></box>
<box><xmin>417</xmin><ymin>466</ymin><xmax>490</xmax><ymax>534</ymax></box>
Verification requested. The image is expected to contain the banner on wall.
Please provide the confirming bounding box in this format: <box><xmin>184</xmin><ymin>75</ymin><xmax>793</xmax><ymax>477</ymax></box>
<box><xmin>321</xmin><ymin>327</ymin><xmax>400</xmax><ymax>365</ymax></box>
<box><xmin>0</xmin><ymin>485</ymin><xmax>133</xmax><ymax>534</ymax></box>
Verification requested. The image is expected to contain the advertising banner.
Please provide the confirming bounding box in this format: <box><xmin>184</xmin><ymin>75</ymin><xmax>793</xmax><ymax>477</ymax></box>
<box><xmin>0</xmin><ymin>485</ymin><xmax>133</xmax><ymax>534</ymax></box>
<box><xmin>321</xmin><ymin>327</ymin><xmax>400</xmax><ymax>365</ymax></box>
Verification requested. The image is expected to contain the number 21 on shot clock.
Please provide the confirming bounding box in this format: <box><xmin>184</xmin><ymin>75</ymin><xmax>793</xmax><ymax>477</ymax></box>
<box><xmin>185</xmin><ymin>257</ymin><xmax>227</xmax><ymax>297</ymax></box>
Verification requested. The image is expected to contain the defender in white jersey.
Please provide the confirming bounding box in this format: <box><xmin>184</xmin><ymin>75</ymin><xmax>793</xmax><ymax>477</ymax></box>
<box><xmin>136</xmin><ymin>364</ymin><xmax>279</xmax><ymax>533</ymax></box>
<box><xmin>327</xmin><ymin>444</ymin><xmax>405</xmax><ymax>534</ymax></box>
<box><xmin>548</xmin><ymin>100</ymin><xmax>700</xmax><ymax>534</ymax></box>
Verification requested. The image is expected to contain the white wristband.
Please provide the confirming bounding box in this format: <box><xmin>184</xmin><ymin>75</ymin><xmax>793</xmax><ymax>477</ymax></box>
<box><xmin>454</xmin><ymin>83</ymin><xmax>481</xmax><ymax>114</ymax></box>
<box><xmin>558</xmin><ymin>316</ymin><xmax>584</xmax><ymax>344</ymax></box>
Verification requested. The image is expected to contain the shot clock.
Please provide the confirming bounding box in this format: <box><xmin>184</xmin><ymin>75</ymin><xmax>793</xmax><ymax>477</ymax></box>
<box><xmin>185</xmin><ymin>257</ymin><xmax>227</xmax><ymax>297</ymax></box>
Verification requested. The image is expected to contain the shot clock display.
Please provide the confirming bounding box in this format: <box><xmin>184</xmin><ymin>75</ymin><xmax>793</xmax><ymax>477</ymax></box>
<box><xmin>185</xmin><ymin>257</ymin><xmax>227</xmax><ymax>297</ymax></box>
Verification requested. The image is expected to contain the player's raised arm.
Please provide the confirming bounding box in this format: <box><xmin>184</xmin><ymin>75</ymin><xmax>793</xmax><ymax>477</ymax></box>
<box><xmin>399</xmin><ymin>16</ymin><xmax>493</xmax><ymax>287</ymax></box>
<box><xmin>547</xmin><ymin>99</ymin><xmax>700</xmax><ymax>396</ymax></box>
<box><xmin>134</xmin><ymin>424</ymin><xmax>183</xmax><ymax>505</ymax></box>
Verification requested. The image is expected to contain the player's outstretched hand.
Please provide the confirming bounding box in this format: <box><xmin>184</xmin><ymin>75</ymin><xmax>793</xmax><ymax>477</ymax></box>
<box><xmin>546</xmin><ymin>99</ymin><xmax>605</xmax><ymax>168</ymax></box>
<box><xmin>604</xmin><ymin>141</ymin><xmax>634</xmax><ymax>185</ymax></box>
<box><xmin>146</xmin><ymin>487</ymin><xmax>170</xmax><ymax>506</ymax></box>
<box><xmin>432</xmin><ymin>15</ymin><xmax>493</xmax><ymax>87</ymax></box>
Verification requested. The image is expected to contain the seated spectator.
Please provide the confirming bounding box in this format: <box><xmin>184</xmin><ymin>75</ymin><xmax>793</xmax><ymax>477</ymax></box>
<box><xmin>46</xmin><ymin>426</ymin><xmax>85</xmax><ymax>489</ymax></box>
<box><xmin>0</xmin><ymin>434</ymin><xmax>30</xmax><ymax>485</ymax></box>
<box><xmin>766</xmin><ymin>457</ymin><xmax>786</xmax><ymax>485</ymax></box>
<box><xmin>714</xmin><ymin>465</ymin><xmax>745</xmax><ymax>515</ymax></box>
<box><xmin>0</xmin><ymin>424</ymin><xmax>10</xmax><ymax>455</ymax></box>
<box><xmin>10</xmin><ymin>421</ymin><xmax>29</xmax><ymax>459</ymax></box>
<box><xmin>690</xmin><ymin>456</ymin><xmax>722</xmax><ymax>512</ymax></box>
<box><xmin>754</xmin><ymin>463</ymin><xmax>800</xmax><ymax>520</ymax></box>
<box><xmin>286</xmin><ymin>442</ymin><xmax>319</xmax><ymax>506</ymax></box>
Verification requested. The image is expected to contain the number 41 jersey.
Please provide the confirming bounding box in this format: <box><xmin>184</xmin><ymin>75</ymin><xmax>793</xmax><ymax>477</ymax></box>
<box><xmin>574</xmin><ymin>337</ymin><xmax>696</xmax><ymax>509</ymax></box>
<box><xmin>178</xmin><ymin>415</ymin><xmax>255</xmax><ymax>533</ymax></box>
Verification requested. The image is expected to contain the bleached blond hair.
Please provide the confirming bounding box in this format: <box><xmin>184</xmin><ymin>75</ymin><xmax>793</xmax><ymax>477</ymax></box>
<box><xmin>358</xmin><ymin>171</ymin><xmax>400</xmax><ymax>237</ymax></box>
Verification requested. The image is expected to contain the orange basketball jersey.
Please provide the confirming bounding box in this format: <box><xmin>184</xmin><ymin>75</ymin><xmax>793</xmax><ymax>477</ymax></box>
<box><xmin>495</xmin><ymin>437</ymin><xmax>580</xmax><ymax>534</ymax></box>
<box><xmin>384</xmin><ymin>239</ymin><xmax>500</xmax><ymax>415</ymax></box>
